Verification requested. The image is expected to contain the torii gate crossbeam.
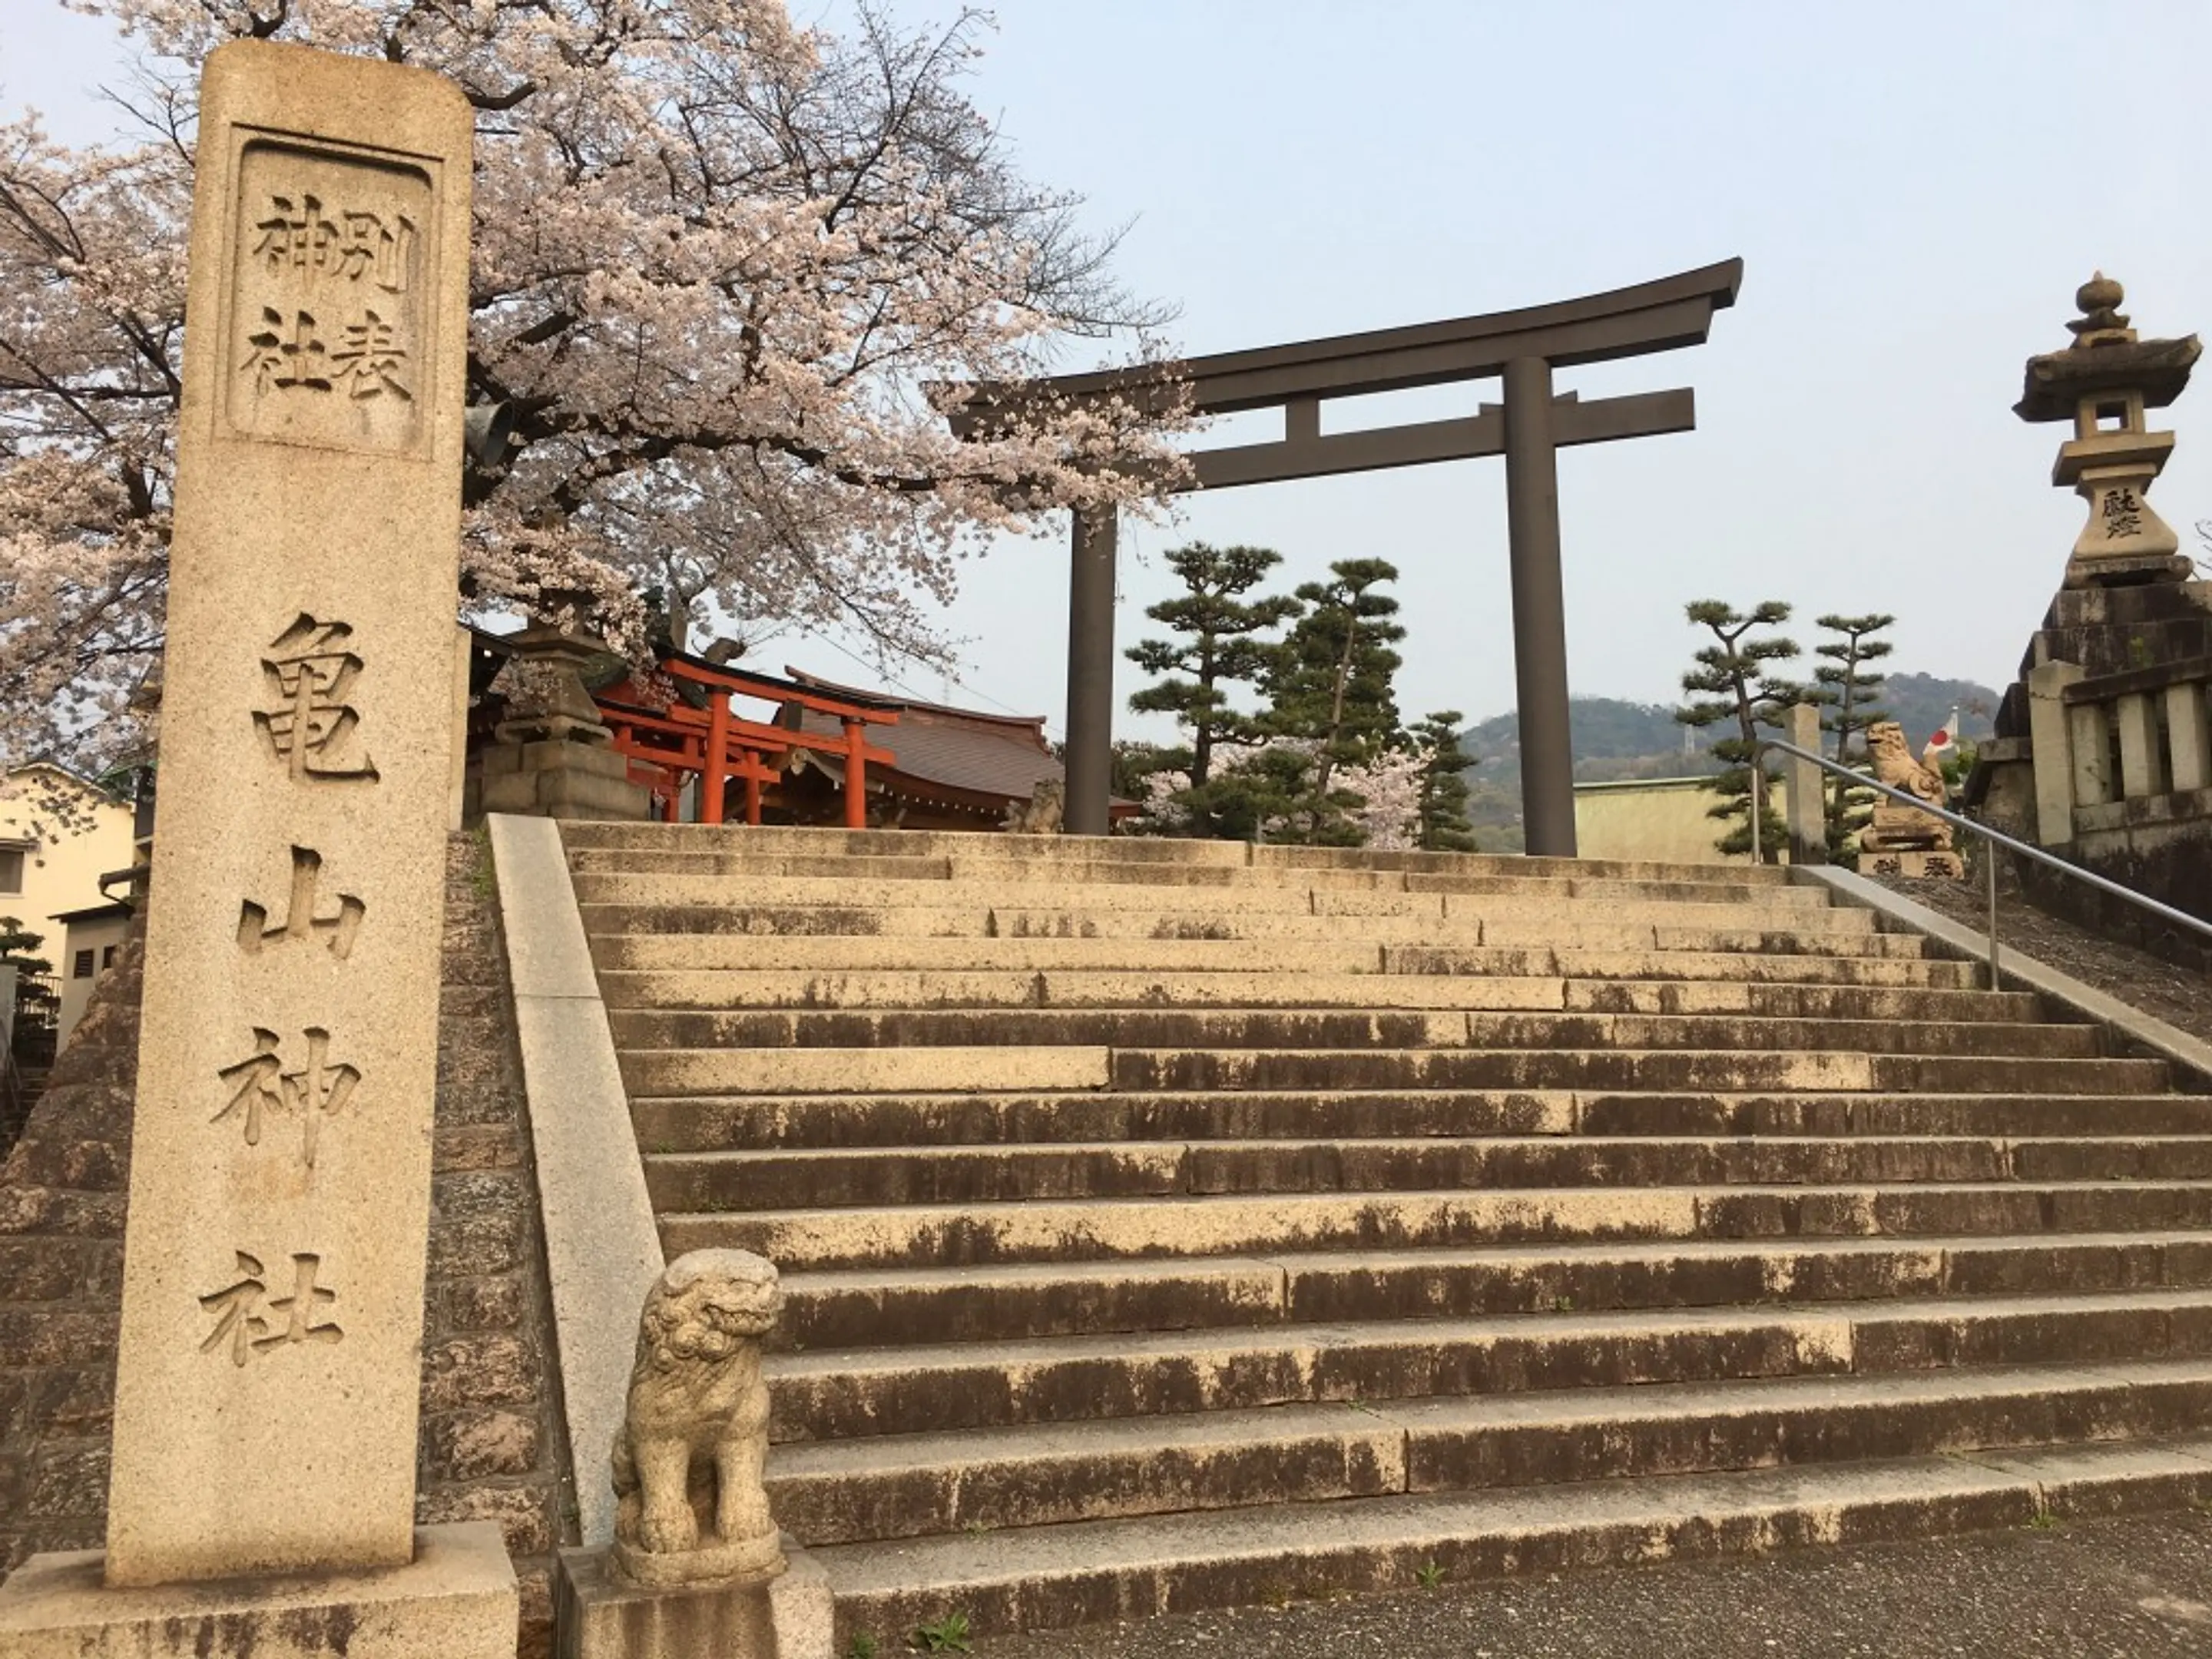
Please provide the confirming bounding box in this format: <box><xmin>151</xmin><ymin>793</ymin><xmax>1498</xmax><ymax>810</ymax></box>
<box><xmin>948</xmin><ymin>258</ymin><xmax>1743</xmax><ymax>850</ymax></box>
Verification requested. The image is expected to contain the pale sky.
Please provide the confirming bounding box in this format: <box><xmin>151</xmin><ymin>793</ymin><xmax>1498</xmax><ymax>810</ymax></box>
<box><xmin>10</xmin><ymin>1</ymin><xmax>2212</xmax><ymax>743</ymax></box>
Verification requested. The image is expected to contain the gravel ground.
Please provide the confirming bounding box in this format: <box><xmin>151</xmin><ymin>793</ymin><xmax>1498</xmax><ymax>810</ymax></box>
<box><xmin>974</xmin><ymin>1512</ymin><xmax>2212</xmax><ymax>1658</ymax></box>
<box><xmin>1875</xmin><ymin>869</ymin><xmax>2212</xmax><ymax>1041</ymax></box>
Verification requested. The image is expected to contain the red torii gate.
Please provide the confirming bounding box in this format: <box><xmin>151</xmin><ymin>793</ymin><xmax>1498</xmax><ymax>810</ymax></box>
<box><xmin>596</xmin><ymin>655</ymin><xmax>899</xmax><ymax>829</ymax></box>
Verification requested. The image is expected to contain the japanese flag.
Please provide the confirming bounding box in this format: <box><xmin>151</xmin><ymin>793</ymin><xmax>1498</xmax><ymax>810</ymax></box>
<box><xmin>1922</xmin><ymin>705</ymin><xmax>1961</xmax><ymax>767</ymax></box>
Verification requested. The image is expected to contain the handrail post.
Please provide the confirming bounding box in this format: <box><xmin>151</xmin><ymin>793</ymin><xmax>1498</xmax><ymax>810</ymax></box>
<box><xmin>1986</xmin><ymin>840</ymin><xmax>2002</xmax><ymax>992</ymax></box>
<box><xmin>1749</xmin><ymin>772</ymin><xmax>1761</xmax><ymax>866</ymax></box>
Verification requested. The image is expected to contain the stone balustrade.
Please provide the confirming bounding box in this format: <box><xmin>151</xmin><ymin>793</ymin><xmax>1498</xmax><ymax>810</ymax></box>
<box><xmin>2018</xmin><ymin>656</ymin><xmax>2212</xmax><ymax>845</ymax></box>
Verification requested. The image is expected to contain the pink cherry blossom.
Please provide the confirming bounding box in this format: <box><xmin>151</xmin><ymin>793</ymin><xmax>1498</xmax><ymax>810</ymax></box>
<box><xmin>0</xmin><ymin>2</ymin><xmax>1191</xmax><ymax>773</ymax></box>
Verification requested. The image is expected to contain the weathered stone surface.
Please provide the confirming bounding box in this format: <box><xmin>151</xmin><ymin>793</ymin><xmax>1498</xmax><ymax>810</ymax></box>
<box><xmin>555</xmin><ymin>1542</ymin><xmax>832</xmax><ymax>1659</ymax></box>
<box><xmin>609</xmin><ymin>1251</ymin><xmax>783</xmax><ymax>1590</ymax></box>
<box><xmin>424</xmin><ymin>1410</ymin><xmax>544</xmax><ymax>1483</ymax></box>
<box><xmin>432</xmin><ymin>1275</ymin><xmax>528</xmax><ymax>1334</ymax></box>
<box><xmin>561</xmin><ymin>820</ymin><xmax>2212</xmax><ymax>1642</ymax></box>
<box><xmin>423</xmin><ymin>1334</ymin><xmax>541</xmax><ymax>1412</ymax></box>
<box><xmin>2</xmin><ymin>835</ymin><xmax>574</xmax><ymax>1658</ymax></box>
<box><xmin>0</xmin><ymin>1522</ymin><xmax>515</xmax><ymax>1657</ymax></box>
<box><xmin>104</xmin><ymin>38</ymin><xmax>475</xmax><ymax>1587</ymax></box>
<box><xmin>418</xmin><ymin>1484</ymin><xmax>562</xmax><ymax>1560</ymax></box>
<box><xmin>419</xmin><ymin>835</ymin><xmax>577</xmax><ymax>1656</ymax></box>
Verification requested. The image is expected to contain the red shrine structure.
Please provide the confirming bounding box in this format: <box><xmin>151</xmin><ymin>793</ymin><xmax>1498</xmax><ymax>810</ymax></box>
<box><xmin>593</xmin><ymin>655</ymin><xmax>900</xmax><ymax>829</ymax></box>
<box><xmin>464</xmin><ymin>631</ymin><xmax>1117</xmax><ymax>830</ymax></box>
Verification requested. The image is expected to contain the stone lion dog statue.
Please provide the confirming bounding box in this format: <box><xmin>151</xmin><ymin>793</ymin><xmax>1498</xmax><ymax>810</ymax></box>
<box><xmin>1859</xmin><ymin>719</ymin><xmax>1955</xmax><ymax>852</ymax></box>
<box><xmin>610</xmin><ymin>1248</ymin><xmax>786</xmax><ymax>1588</ymax></box>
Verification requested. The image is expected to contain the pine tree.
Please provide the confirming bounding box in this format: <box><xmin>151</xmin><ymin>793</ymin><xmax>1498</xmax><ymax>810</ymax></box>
<box><xmin>1197</xmin><ymin>745</ymin><xmax>1321</xmax><ymax>844</ymax></box>
<box><xmin>1813</xmin><ymin>614</ymin><xmax>1893</xmax><ymax>765</ymax></box>
<box><xmin>1410</xmin><ymin>712</ymin><xmax>1479</xmax><ymax>852</ymax></box>
<box><xmin>1813</xmin><ymin>612</ymin><xmax>1894</xmax><ymax>858</ymax></box>
<box><xmin>1260</xmin><ymin>558</ymin><xmax>1406</xmax><ymax>843</ymax></box>
<box><xmin>0</xmin><ymin>915</ymin><xmax>59</xmax><ymax>1051</ymax></box>
<box><xmin>1125</xmin><ymin>543</ymin><xmax>1300</xmax><ymax>835</ymax></box>
<box><xmin>1674</xmin><ymin>600</ymin><xmax>1810</xmax><ymax>861</ymax></box>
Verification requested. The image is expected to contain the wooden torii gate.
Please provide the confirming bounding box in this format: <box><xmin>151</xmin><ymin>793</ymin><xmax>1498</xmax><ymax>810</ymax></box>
<box><xmin>947</xmin><ymin>259</ymin><xmax>1743</xmax><ymax>850</ymax></box>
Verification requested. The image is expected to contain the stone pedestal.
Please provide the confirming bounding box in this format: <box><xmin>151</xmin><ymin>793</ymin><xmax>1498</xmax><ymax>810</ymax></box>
<box><xmin>478</xmin><ymin>736</ymin><xmax>651</xmax><ymax>821</ymax></box>
<box><xmin>0</xmin><ymin>1524</ymin><xmax>515</xmax><ymax>1659</ymax></box>
<box><xmin>1859</xmin><ymin>848</ymin><xmax>1965</xmax><ymax>879</ymax></box>
<box><xmin>555</xmin><ymin>1543</ymin><xmax>832</xmax><ymax>1659</ymax></box>
<box><xmin>473</xmin><ymin>627</ymin><xmax>651</xmax><ymax>822</ymax></box>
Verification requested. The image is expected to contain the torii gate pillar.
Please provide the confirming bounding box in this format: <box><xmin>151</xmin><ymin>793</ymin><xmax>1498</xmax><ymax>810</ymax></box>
<box><xmin>1065</xmin><ymin>506</ymin><xmax>1120</xmax><ymax>838</ymax></box>
<box><xmin>1503</xmin><ymin>356</ymin><xmax>1575</xmax><ymax>857</ymax></box>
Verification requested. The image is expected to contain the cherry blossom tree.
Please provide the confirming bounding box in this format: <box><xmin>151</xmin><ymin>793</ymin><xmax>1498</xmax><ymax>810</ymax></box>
<box><xmin>0</xmin><ymin>0</ymin><xmax>1190</xmax><ymax>773</ymax></box>
<box><xmin>1333</xmin><ymin>746</ymin><xmax>1422</xmax><ymax>852</ymax></box>
<box><xmin>1133</xmin><ymin>737</ymin><xmax>1422</xmax><ymax>849</ymax></box>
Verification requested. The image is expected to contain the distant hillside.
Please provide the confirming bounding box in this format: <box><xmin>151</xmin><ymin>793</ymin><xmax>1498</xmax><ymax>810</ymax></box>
<box><xmin>1455</xmin><ymin>677</ymin><xmax>2001</xmax><ymax>853</ymax></box>
<box><xmin>1879</xmin><ymin>674</ymin><xmax>1999</xmax><ymax>749</ymax></box>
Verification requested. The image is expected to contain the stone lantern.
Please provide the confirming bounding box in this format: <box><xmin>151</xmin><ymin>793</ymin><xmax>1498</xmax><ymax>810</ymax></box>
<box><xmin>2015</xmin><ymin>273</ymin><xmax>2200</xmax><ymax>588</ymax></box>
<box><xmin>475</xmin><ymin>625</ymin><xmax>652</xmax><ymax>821</ymax></box>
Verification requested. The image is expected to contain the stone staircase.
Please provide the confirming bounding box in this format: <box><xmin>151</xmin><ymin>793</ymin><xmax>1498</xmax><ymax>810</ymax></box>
<box><xmin>561</xmin><ymin>823</ymin><xmax>2212</xmax><ymax>1642</ymax></box>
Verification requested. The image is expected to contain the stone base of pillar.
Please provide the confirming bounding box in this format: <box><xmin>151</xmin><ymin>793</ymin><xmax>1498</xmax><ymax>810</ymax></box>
<box><xmin>0</xmin><ymin>1523</ymin><xmax>515</xmax><ymax>1658</ymax></box>
<box><xmin>477</xmin><ymin>738</ymin><xmax>651</xmax><ymax>822</ymax></box>
<box><xmin>2063</xmin><ymin>550</ymin><xmax>2194</xmax><ymax>589</ymax></box>
<box><xmin>555</xmin><ymin>1541</ymin><xmax>832</xmax><ymax>1659</ymax></box>
<box><xmin>1859</xmin><ymin>848</ymin><xmax>1965</xmax><ymax>879</ymax></box>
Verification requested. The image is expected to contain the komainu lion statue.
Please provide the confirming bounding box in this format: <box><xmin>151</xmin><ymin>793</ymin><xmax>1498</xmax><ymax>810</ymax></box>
<box><xmin>1859</xmin><ymin>719</ymin><xmax>1955</xmax><ymax>853</ymax></box>
<box><xmin>1002</xmin><ymin>777</ymin><xmax>1065</xmax><ymax>833</ymax></box>
<box><xmin>610</xmin><ymin>1249</ymin><xmax>786</xmax><ymax>1588</ymax></box>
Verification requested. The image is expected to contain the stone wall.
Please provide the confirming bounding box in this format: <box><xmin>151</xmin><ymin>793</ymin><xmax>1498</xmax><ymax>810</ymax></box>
<box><xmin>0</xmin><ymin>833</ymin><xmax>576</xmax><ymax>1657</ymax></box>
<box><xmin>0</xmin><ymin>929</ymin><xmax>139</xmax><ymax>1578</ymax></box>
<box><xmin>421</xmin><ymin>831</ymin><xmax>579</xmax><ymax>1654</ymax></box>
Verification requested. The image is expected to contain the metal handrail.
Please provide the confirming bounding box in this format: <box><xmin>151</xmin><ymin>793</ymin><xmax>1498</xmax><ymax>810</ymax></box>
<box><xmin>1750</xmin><ymin>734</ymin><xmax>2212</xmax><ymax>993</ymax></box>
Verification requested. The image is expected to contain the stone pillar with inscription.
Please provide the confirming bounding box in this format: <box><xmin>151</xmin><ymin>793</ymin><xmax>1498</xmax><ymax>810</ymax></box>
<box><xmin>0</xmin><ymin>39</ymin><xmax>515</xmax><ymax>1659</ymax></box>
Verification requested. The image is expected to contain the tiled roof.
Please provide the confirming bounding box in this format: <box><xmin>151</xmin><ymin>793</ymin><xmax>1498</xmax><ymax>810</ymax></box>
<box><xmin>787</xmin><ymin>703</ymin><xmax>1061</xmax><ymax>806</ymax></box>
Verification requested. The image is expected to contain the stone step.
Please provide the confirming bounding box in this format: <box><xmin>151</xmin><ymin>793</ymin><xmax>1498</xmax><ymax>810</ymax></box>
<box><xmin>598</xmin><ymin>967</ymin><xmax>2033</xmax><ymax>1023</ymax></box>
<box><xmin>558</xmin><ymin>821</ymin><xmax>1260</xmax><ymax>865</ymax></box>
<box><xmin>770</xmin><ymin>1232</ymin><xmax>2212</xmax><ymax>1351</ymax></box>
<box><xmin>1098</xmin><ymin>1048</ymin><xmax>2160</xmax><ymax>1096</ymax></box>
<box><xmin>623</xmin><ymin>1045</ymin><xmax>1112</xmax><ymax>1096</ymax></box>
<box><xmin>624</xmin><ymin>1044</ymin><xmax>2147</xmax><ymax>1098</ymax></box>
<box><xmin>554</xmin><ymin>820</ymin><xmax>1800</xmax><ymax>888</ymax></box>
<box><xmin>767</xmin><ymin>1359</ymin><xmax>2212</xmax><ymax>1547</ymax></box>
<box><xmin>761</xmin><ymin>1288</ymin><xmax>2212</xmax><ymax>1440</ymax></box>
<box><xmin>1392</xmin><ymin>945</ymin><xmax>1946</xmax><ymax>979</ymax></box>
<box><xmin>568</xmin><ymin>845</ymin><xmax>1826</xmax><ymax>907</ymax></box>
<box><xmin>628</xmin><ymin>1088</ymin><xmax>2212</xmax><ymax>1154</ymax></box>
<box><xmin>664</xmin><ymin>1181</ymin><xmax>2212</xmax><ymax>1270</ymax></box>
<box><xmin>589</xmin><ymin>932</ymin><xmax>1961</xmax><ymax>984</ymax></box>
<box><xmin>606</xmin><ymin>1007</ymin><xmax>2095</xmax><ymax>1060</ymax></box>
<box><xmin>580</xmin><ymin>902</ymin><xmax>1889</xmax><ymax>952</ymax></box>
<box><xmin>570</xmin><ymin>871</ymin><xmax>1842</xmax><ymax>931</ymax></box>
<box><xmin>808</xmin><ymin>1435</ymin><xmax>2212</xmax><ymax>1641</ymax></box>
<box><xmin>1247</xmin><ymin>842</ymin><xmax>1797</xmax><ymax>886</ymax></box>
<box><xmin>643</xmin><ymin>1134</ymin><xmax>2212</xmax><ymax>1213</ymax></box>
